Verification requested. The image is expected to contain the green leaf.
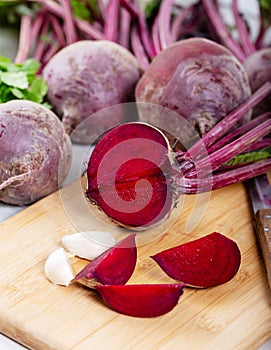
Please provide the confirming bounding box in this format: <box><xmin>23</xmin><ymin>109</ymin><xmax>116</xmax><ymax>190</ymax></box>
<box><xmin>10</xmin><ymin>87</ymin><xmax>25</xmax><ymax>98</ymax></box>
<box><xmin>0</xmin><ymin>54</ymin><xmax>49</xmax><ymax>105</ymax></box>
<box><xmin>71</xmin><ymin>0</ymin><xmax>99</xmax><ymax>21</ymax></box>
<box><xmin>0</xmin><ymin>55</ymin><xmax>12</xmax><ymax>71</ymax></box>
<box><xmin>26</xmin><ymin>77</ymin><xmax>48</xmax><ymax>103</ymax></box>
<box><xmin>20</xmin><ymin>58</ymin><xmax>40</xmax><ymax>74</ymax></box>
<box><xmin>0</xmin><ymin>71</ymin><xmax>29</xmax><ymax>89</ymax></box>
<box><xmin>226</xmin><ymin>148</ymin><xmax>271</xmax><ymax>166</ymax></box>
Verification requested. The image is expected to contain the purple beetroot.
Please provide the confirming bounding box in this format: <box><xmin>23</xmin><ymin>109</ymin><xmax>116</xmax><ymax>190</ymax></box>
<box><xmin>43</xmin><ymin>40</ymin><xmax>143</xmax><ymax>144</ymax></box>
<box><xmin>135</xmin><ymin>38</ymin><xmax>252</xmax><ymax>141</ymax></box>
<box><xmin>0</xmin><ymin>100</ymin><xmax>72</xmax><ymax>206</ymax></box>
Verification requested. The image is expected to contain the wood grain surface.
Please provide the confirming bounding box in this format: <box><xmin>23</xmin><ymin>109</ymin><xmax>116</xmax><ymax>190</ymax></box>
<box><xmin>0</xmin><ymin>174</ymin><xmax>270</xmax><ymax>350</ymax></box>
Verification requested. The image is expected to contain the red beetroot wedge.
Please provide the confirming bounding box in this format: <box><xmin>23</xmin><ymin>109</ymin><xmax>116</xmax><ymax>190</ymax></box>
<box><xmin>151</xmin><ymin>232</ymin><xmax>241</xmax><ymax>288</ymax></box>
<box><xmin>96</xmin><ymin>284</ymin><xmax>185</xmax><ymax>318</ymax></box>
<box><xmin>74</xmin><ymin>234</ymin><xmax>137</xmax><ymax>287</ymax></box>
<box><xmin>87</xmin><ymin>122</ymin><xmax>175</xmax><ymax>228</ymax></box>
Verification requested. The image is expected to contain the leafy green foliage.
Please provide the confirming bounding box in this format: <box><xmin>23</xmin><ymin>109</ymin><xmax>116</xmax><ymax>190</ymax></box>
<box><xmin>260</xmin><ymin>0</ymin><xmax>271</xmax><ymax>26</ymax></box>
<box><xmin>144</xmin><ymin>0</ymin><xmax>162</xmax><ymax>18</ymax></box>
<box><xmin>225</xmin><ymin>148</ymin><xmax>271</xmax><ymax>166</ymax></box>
<box><xmin>70</xmin><ymin>0</ymin><xmax>99</xmax><ymax>22</ymax></box>
<box><xmin>0</xmin><ymin>56</ymin><xmax>48</xmax><ymax>104</ymax></box>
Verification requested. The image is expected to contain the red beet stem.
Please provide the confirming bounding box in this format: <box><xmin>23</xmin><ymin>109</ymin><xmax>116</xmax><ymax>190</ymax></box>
<box><xmin>208</xmin><ymin>112</ymin><xmax>271</xmax><ymax>154</ymax></box>
<box><xmin>187</xmin><ymin>82</ymin><xmax>271</xmax><ymax>159</ymax></box>
<box><xmin>232</xmin><ymin>0</ymin><xmax>256</xmax><ymax>56</ymax></box>
<box><xmin>188</xmin><ymin>118</ymin><xmax>271</xmax><ymax>175</ymax></box>
<box><xmin>14</xmin><ymin>14</ymin><xmax>32</xmax><ymax>64</ymax></box>
<box><xmin>178</xmin><ymin>158</ymin><xmax>271</xmax><ymax>194</ymax></box>
<box><xmin>201</xmin><ymin>0</ymin><xmax>246</xmax><ymax>62</ymax></box>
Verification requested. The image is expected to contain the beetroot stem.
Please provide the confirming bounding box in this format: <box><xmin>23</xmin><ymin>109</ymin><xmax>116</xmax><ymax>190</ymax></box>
<box><xmin>104</xmin><ymin>0</ymin><xmax>120</xmax><ymax>42</ymax></box>
<box><xmin>232</xmin><ymin>0</ymin><xmax>256</xmax><ymax>56</ymax></box>
<box><xmin>151</xmin><ymin>15</ymin><xmax>162</xmax><ymax>55</ymax></box>
<box><xmin>171</xmin><ymin>4</ymin><xmax>196</xmax><ymax>42</ymax></box>
<box><xmin>208</xmin><ymin>112</ymin><xmax>271</xmax><ymax>153</ymax></box>
<box><xmin>189</xmin><ymin>119</ymin><xmax>271</xmax><ymax>175</ymax></box>
<box><xmin>120</xmin><ymin>0</ymin><xmax>154</xmax><ymax>58</ymax></box>
<box><xmin>187</xmin><ymin>82</ymin><xmax>271</xmax><ymax>159</ymax></box>
<box><xmin>32</xmin><ymin>0</ymin><xmax>104</xmax><ymax>40</ymax></box>
<box><xmin>158</xmin><ymin>0</ymin><xmax>174</xmax><ymax>49</ymax></box>
<box><xmin>201</xmin><ymin>0</ymin><xmax>246</xmax><ymax>62</ymax></box>
<box><xmin>29</xmin><ymin>10</ymin><xmax>45</xmax><ymax>44</ymax></box>
<box><xmin>15</xmin><ymin>15</ymin><xmax>32</xmax><ymax>63</ymax></box>
<box><xmin>49</xmin><ymin>14</ymin><xmax>66</xmax><ymax>48</ymax></box>
<box><xmin>131</xmin><ymin>26</ymin><xmax>150</xmax><ymax>69</ymax></box>
<box><xmin>33</xmin><ymin>16</ymin><xmax>50</xmax><ymax>63</ymax></box>
<box><xmin>60</xmin><ymin>0</ymin><xmax>78</xmax><ymax>44</ymax></box>
<box><xmin>178</xmin><ymin>159</ymin><xmax>271</xmax><ymax>194</ymax></box>
<box><xmin>119</xmin><ymin>6</ymin><xmax>131</xmax><ymax>48</ymax></box>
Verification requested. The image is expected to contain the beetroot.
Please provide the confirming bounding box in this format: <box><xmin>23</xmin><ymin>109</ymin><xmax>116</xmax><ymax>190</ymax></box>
<box><xmin>75</xmin><ymin>234</ymin><xmax>137</xmax><ymax>286</ymax></box>
<box><xmin>96</xmin><ymin>284</ymin><xmax>185</xmax><ymax>318</ymax></box>
<box><xmin>87</xmin><ymin>122</ymin><xmax>176</xmax><ymax>228</ymax></box>
<box><xmin>243</xmin><ymin>47</ymin><xmax>271</xmax><ymax>116</ymax></box>
<box><xmin>43</xmin><ymin>40</ymin><xmax>143</xmax><ymax>144</ymax></box>
<box><xmin>86</xmin><ymin>84</ymin><xmax>271</xmax><ymax>228</ymax></box>
<box><xmin>0</xmin><ymin>100</ymin><xmax>72</xmax><ymax>206</ymax></box>
<box><xmin>135</xmin><ymin>38</ymin><xmax>252</xmax><ymax>139</ymax></box>
<box><xmin>151</xmin><ymin>232</ymin><xmax>241</xmax><ymax>288</ymax></box>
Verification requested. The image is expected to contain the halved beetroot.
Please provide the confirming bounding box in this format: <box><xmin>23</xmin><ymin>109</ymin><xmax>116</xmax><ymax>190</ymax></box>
<box><xmin>96</xmin><ymin>283</ymin><xmax>185</xmax><ymax>317</ymax></box>
<box><xmin>87</xmin><ymin>122</ymin><xmax>175</xmax><ymax>228</ymax></box>
<box><xmin>74</xmin><ymin>234</ymin><xmax>137</xmax><ymax>286</ymax></box>
<box><xmin>151</xmin><ymin>232</ymin><xmax>241</xmax><ymax>288</ymax></box>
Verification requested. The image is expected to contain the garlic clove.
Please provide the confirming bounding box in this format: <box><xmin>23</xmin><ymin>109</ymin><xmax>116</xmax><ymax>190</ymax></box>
<box><xmin>61</xmin><ymin>231</ymin><xmax>116</xmax><ymax>260</ymax></box>
<box><xmin>44</xmin><ymin>247</ymin><xmax>74</xmax><ymax>286</ymax></box>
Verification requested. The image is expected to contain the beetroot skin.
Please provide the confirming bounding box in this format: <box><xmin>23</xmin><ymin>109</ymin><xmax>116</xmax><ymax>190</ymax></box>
<box><xmin>0</xmin><ymin>100</ymin><xmax>72</xmax><ymax>206</ymax></box>
<box><xmin>43</xmin><ymin>40</ymin><xmax>143</xmax><ymax>143</ymax></box>
<box><xmin>151</xmin><ymin>232</ymin><xmax>241</xmax><ymax>288</ymax></box>
<box><xmin>135</xmin><ymin>38</ymin><xmax>251</xmax><ymax>139</ymax></box>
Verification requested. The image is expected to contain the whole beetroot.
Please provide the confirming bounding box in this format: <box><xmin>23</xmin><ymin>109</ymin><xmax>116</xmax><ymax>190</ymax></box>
<box><xmin>135</xmin><ymin>38</ymin><xmax>251</xmax><ymax>140</ymax></box>
<box><xmin>0</xmin><ymin>100</ymin><xmax>72</xmax><ymax>206</ymax></box>
<box><xmin>243</xmin><ymin>47</ymin><xmax>271</xmax><ymax>117</ymax></box>
<box><xmin>43</xmin><ymin>40</ymin><xmax>143</xmax><ymax>144</ymax></box>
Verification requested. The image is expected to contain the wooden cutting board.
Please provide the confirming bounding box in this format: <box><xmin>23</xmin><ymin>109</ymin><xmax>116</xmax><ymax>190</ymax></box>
<box><xmin>0</xmin><ymin>174</ymin><xmax>270</xmax><ymax>350</ymax></box>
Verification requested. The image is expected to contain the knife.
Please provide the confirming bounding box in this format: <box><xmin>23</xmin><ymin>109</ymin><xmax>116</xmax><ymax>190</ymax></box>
<box><xmin>245</xmin><ymin>174</ymin><xmax>271</xmax><ymax>290</ymax></box>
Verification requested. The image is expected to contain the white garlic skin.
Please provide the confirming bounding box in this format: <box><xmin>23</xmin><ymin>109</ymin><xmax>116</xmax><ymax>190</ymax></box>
<box><xmin>44</xmin><ymin>247</ymin><xmax>74</xmax><ymax>286</ymax></box>
<box><xmin>62</xmin><ymin>231</ymin><xmax>116</xmax><ymax>260</ymax></box>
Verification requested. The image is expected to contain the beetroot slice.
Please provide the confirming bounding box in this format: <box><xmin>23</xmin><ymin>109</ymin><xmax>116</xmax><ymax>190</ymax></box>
<box><xmin>151</xmin><ymin>232</ymin><xmax>241</xmax><ymax>288</ymax></box>
<box><xmin>96</xmin><ymin>284</ymin><xmax>185</xmax><ymax>318</ymax></box>
<box><xmin>74</xmin><ymin>234</ymin><xmax>137</xmax><ymax>286</ymax></box>
<box><xmin>87</xmin><ymin>122</ymin><xmax>174</xmax><ymax>227</ymax></box>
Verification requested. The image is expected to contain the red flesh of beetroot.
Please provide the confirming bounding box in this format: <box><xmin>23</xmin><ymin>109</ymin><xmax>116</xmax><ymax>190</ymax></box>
<box><xmin>87</xmin><ymin>122</ymin><xmax>174</xmax><ymax>227</ymax></box>
<box><xmin>96</xmin><ymin>284</ymin><xmax>185</xmax><ymax>318</ymax></box>
<box><xmin>74</xmin><ymin>234</ymin><xmax>137</xmax><ymax>286</ymax></box>
<box><xmin>151</xmin><ymin>232</ymin><xmax>241</xmax><ymax>288</ymax></box>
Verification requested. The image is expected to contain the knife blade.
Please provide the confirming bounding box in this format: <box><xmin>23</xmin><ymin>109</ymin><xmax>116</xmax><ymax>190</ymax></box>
<box><xmin>245</xmin><ymin>173</ymin><xmax>271</xmax><ymax>290</ymax></box>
